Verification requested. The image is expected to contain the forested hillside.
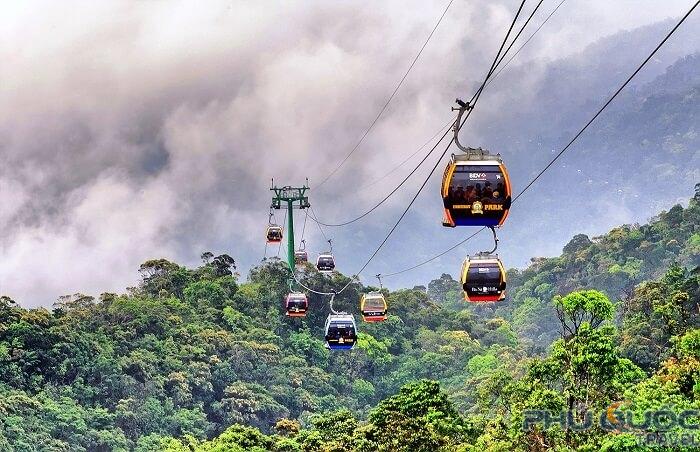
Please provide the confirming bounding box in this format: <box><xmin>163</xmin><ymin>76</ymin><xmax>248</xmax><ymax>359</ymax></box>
<box><xmin>0</xmin><ymin>189</ymin><xmax>698</xmax><ymax>451</ymax></box>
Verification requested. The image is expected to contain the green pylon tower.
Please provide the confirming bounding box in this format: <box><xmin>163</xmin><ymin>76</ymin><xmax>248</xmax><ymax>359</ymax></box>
<box><xmin>270</xmin><ymin>179</ymin><xmax>310</xmax><ymax>271</ymax></box>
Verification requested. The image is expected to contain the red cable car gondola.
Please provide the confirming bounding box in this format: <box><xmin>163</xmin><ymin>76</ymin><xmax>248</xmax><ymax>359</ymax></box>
<box><xmin>285</xmin><ymin>292</ymin><xmax>308</xmax><ymax>317</ymax></box>
<box><xmin>266</xmin><ymin>225</ymin><xmax>283</xmax><ymax>243</ymax></box>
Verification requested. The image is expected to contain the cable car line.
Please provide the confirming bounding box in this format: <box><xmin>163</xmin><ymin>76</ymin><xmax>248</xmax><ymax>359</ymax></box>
<box><xmin>485</xmin><ymin>0</ymin><xmax>567</xmax><ymax>90</ymax></box>
<box><xmin>300</xmin><ymin>209</ymin><xmax>308</xmax><ymax>244</ymax></box>
<box><xmin>312</xmin><ymin>0</ymin><xmax>538</xmax><ymax>228</ymax></box>
<box><xmin>276</xmin><ymin>209</ymin><xmax>287</xmax><ymax>258</ymax></box>
<box><xmin>353</xmin><ymin>135</ymin><xmax>456</xmax><ymax>278</ymax></box>
<box><xmin>512</xmin><ymin>0</ymin><xmax>698</xmax><ymax>204</ymax></box>
<box><xmin>459</xmin><ymin>0</ymin><xmax>528</xmax><ymax>112</ymax></box>
<box><xmin>310</xmin><ymin>123</ymin><xmax>453</xmax><ymax>227</ymax></box>
<box><xmin>355</xmin><ymin>119</ymin><xmax>454</xmax><ymax>193</ymax></box>
<box><xmin>378</xmin><ymin>1</ymin><xmax>698</xmax><ymax>279</ymax></box>
<box><xmin>291</xmin><ymin>0</ymin><xmax>530</xmax><ymax>296</ymax></box>
<box><xmin>483</xmin><ymin>226</ymin><xmax>499</xmax><ymax>255</ymax></box>
<box><xmin>355</xmin><ymin>0</ymin><xmax>556</xmax><ymax>199</ymax></box>
<box><xmin>315</xmin><ymin>0</ymin><xmax>456</xmax><ymax>190</ymax></box>
<box><xmin>488</xmin><ymin>0</ymin><xmax>545</xmax><ymax>81</ymax></box>
<box><xmin>309</xmin><ymin>205</ymin><xmax>329</xmax><ymax>241</ymax></box>
<box><xmin>379</xmin><ymin>228</ymin><xmax>486</xmax><ymax>278</ymax></box>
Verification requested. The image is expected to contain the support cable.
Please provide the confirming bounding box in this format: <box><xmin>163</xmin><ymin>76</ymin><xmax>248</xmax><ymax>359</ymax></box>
<box><xmin>314</xmin><ymin>0</ymin><xmax>548</xmax><ymax>227</ymax></box>
<box><xmin>310</xmin><ymin>124</ymin><xmax>453</xmax><ymax>226</ymax></box>
<box><xmin>316</xmin><ymin>0</ymin><xmax>456</xmax><ymax>189</ymax></box>
<box><xmin>379</xmin><ymin>1</ymin><xmax>698</xmax><ymax>278</ymax></box>
<box><xmin>292</xmin><ymin>0</ymin><xmax>528</xmax><ymax>293</ymax></box>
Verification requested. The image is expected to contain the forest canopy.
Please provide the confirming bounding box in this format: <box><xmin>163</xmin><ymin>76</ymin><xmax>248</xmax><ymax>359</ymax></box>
<box><xmin>0</xmin><ymin>190</ymin><xmax>698</xmax><ymax>451</ymax></box>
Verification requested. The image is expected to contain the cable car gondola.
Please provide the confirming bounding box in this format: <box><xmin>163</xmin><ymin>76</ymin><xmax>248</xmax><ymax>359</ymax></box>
<box><xmin>324</xmin><ymin>313</ymin><xmax>357</xmax><ymax>350</ymax></box>
<box><xmin>285</xmin><ymin>292</ymin><xmax>308</xmax><ymax>317</ymax></box>
<box><xmin>441</xmin><ymin>100</ymin><xmax>511</xmax><ymax>228</ymax></box>
<box><xmin>441</xmin><ymin>153</ymin><xmax>511</xmax><ymax>227</ymax></box>
<box><xmin>460</xmin><ymin>254</ymin><xmax>506</xmax><ymax>302</ymax></box>
<box><xmin>316</xmin><ymin>253</ymin><xmax>335</xmax><ymax>273</ymax></box>
<box><xmin>360</xmin><ymin>292</ymin><xmax>388</xmax><ymax>322</ymax></box>
<box><xmin>294</xmin><ymin>239</ymin><xmax>308</xmax><ymax>266</ymax></box>
<box><xmin>266</xmin><ymin>225</ymin><xmax>283</xmax><ymax>243</ymax></box>
<box><xmin>294</xmin><ymin>250</ymin><xmax>308</xmax><ymax>265</ymax></box>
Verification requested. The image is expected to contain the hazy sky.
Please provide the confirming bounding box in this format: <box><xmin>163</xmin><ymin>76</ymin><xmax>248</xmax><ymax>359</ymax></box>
<box><xmin>1</xmin><ymin>0</ymin><xmax>697</xmax><ymax>306</ymax></box>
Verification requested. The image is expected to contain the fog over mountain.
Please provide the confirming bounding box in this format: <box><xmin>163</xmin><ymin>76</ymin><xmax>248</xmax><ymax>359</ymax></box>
<box><xmin>1</xmin><ymin>1</ymin><xmax>698</xmax><ymax>305</ymax></box>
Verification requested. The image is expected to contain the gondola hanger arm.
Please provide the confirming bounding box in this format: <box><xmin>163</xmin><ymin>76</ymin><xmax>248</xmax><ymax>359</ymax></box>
<box><xmin>480</xmin><ymin>226</ymin><xmax>499</xmax><ymax>255</ymax></box>
<box><xmin>452</xmin><ymin>99</ymin><xmax>484</xmax><ymax>158</ymax></box>
<box><xmin>329</xmin><ymin>290</ymin><xmax>339</xmax><ymax>315</ymax></box>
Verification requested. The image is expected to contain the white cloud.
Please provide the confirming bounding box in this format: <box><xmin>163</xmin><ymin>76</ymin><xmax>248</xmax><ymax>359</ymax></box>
<box><xmin>0</xmin><ymin>0</ymin><xmax>696</xmax><ymax>305</ymax></box>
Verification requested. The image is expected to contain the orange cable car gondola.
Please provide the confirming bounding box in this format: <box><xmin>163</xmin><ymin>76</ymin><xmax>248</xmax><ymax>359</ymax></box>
<box><xmin>441</xmin><ymin>100</ymin><xmax>511</xmax><ymax>228</ymax></box>
<box><xmin>285</xmin><ymin>292</ymin><xmax>308</xmax><ymax>317</ymax></box>
<box><xmin>441</xmin><ymin>153</ymin><xmax>511</xmax><ymax>227</ymax></box>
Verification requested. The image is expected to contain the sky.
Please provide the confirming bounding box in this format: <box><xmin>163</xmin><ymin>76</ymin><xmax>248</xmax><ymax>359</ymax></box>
<box><xmin>1</xmin><ymin>0</ymin><xmax>698</xmax><ymax>306</ymax></box>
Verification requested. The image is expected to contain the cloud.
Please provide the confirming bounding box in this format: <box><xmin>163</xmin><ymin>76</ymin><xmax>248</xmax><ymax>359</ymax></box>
<box><xmin>0</xmin><ymin>0</ymin><xmax>697</xmax><ymax>305</ymax></box>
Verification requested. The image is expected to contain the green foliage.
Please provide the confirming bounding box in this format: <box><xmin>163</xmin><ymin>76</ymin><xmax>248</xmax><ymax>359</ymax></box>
<box><xmin>0</xmin><ymin>194</ymin><xmax>697</xmax><ymax>450</ymax></box>
<box><xmin>505</xmin><ymin>196</ymin><xmax>699</xmax><ymax>351</ymax></box>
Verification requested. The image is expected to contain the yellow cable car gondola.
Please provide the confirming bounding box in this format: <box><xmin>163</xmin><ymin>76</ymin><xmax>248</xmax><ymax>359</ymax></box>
<box><xmin>360</xmin><ymin>292</ymin><xmax>387</xmax><ymax>322</ymax></box>
<box><xmin>460</xmin><ymin>254</ymin><xmax>506</xmax><ymax>302</ymax></box>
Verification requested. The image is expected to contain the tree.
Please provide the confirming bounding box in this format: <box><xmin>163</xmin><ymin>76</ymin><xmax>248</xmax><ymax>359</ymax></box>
<box><xmin>367</xmin><ymin>380</ymin><xmax>466</xmax><ymax>451</ymax></box>
<box><xmin>554</xmin><ymin>289</ymin><xmax>614</xmax><ymax>338</ymax></box>
<box><xmin>201</xmin><ymin>252</ymin><xmax>214</xmax><ymax>264</ymax></box>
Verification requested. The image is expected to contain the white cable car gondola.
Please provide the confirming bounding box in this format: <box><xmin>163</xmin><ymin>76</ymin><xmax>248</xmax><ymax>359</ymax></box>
<box><xmin>316</xmin><ymin>239</ymin><xmax>335</xmax><ymax>273</ymax></box>
<box><xmin>316</xmin><ymin>253</ymin><xmax>335</xmax><ymax>273</ymax></box>
<box><xmin>324</xmin><ymin>313</ymin><xmax>357</xmax><ymax>350</ymax></box>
